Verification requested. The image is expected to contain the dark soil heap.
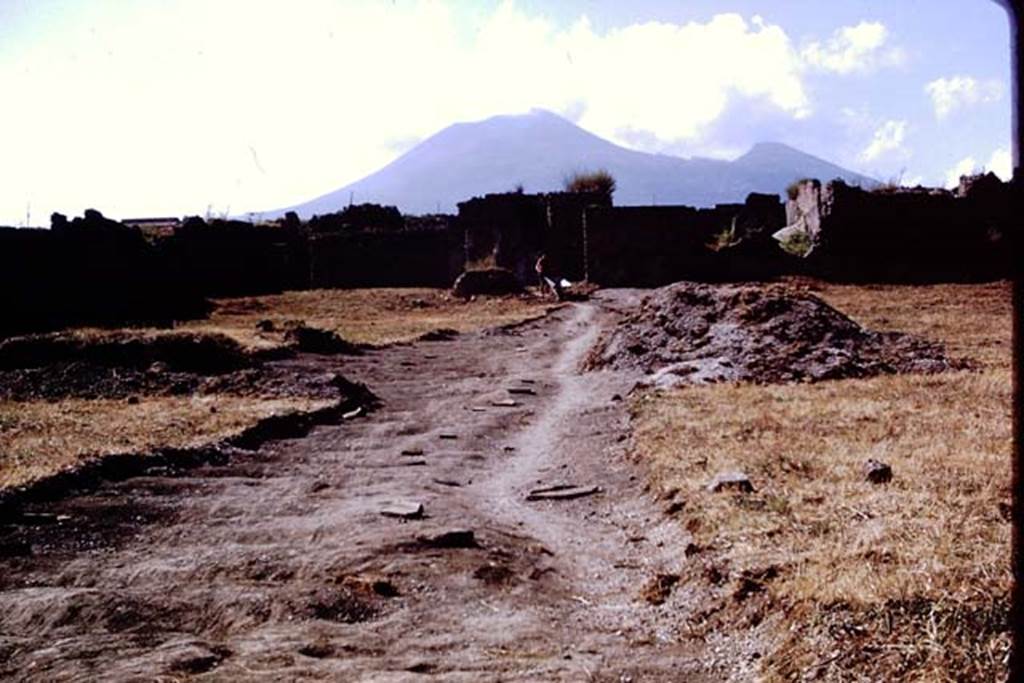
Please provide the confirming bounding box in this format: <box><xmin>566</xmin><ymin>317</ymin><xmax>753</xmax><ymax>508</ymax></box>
<box><xmin>0</xmin><ymin>330</ymin><xmax>365</xmax><ymax>402</ymax></box>
<box><xmin>0</xmin><ymin>331</ymin><xmax>248</xmax><ymax>374</ymax></box>
<box><xmin>585</xmin><ymin>282</ymin><xmax>965</xmax><ymax>386</ymax></box>
<box><xmin>283</xmin><ymin>325</ymin><xmax>363</xmax><ymax>355</ymax></box>
<box><xmin>451</xmin><ymin>268</ymin><xmax>522</xmax><ymax>298</ymax></box>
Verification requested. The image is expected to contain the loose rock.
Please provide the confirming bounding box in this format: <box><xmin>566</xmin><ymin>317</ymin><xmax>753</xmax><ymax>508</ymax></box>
<box><xmin>418</xmin><ymin>530</ymin><xmax>478</xmax><ymax>549</ymax></box>
<box><xmin>526</xmin><ymin>484</ymin><xmax>602</xmax><ymax>501</ymax></box>
<box><xmin>417</xmin><ymin>328</ymin><xmax>459</xmax><ymax>342</ymax></box>
<box><xmin>707</xmin><ymin>471</ymin><xmax>754</xmax><ymax>494</ymax></box>
<box><xmin>285</xmin><ymin>325</ymin><xmax>361</xmax><ymax>355</ymax></box>
<box><xmin>640</xmin><ymin>573</ymin><xmax>680</xmax><ymax>606</ymax></box>
<box><xmin>380</xmin><ymin>502</ymin><xmax>425</xmax><ymax>520</ymax></box>
<box><xmin>863</xmin><ymin>458</ymin><xmax>893</xmax><ymax>484</ymax></box>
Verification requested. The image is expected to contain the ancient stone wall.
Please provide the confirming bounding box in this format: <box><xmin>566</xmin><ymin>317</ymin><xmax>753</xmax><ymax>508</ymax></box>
<box><xmin>583</xmin><ymin>205</ymin><xmax>717</xmax><ymax>286</ymax></box>
<box><xmin>0</xmin><ymin>213</ymin><xmax>207</xmax><ymax>337</ymax></box>
<box><xmin>583</xmin><ymin>194</ymin><xmax>788</xmax><ymax>286</ymax></box>
<box><xmin>784</xmin><ymin>180</ymin><xmax>824</xmax><ymax>240</ymax></box>
<box><xmin>458</xmin><ymin>193</ymin><xmax>546</xmax><ymax>283</ymax></box>
<box><xmin>544</xmin><ymin>192</ymin><xmax>611</xmax><ymax>281</ymax></box>
<box><xmin>162</xmin><ymin>217</ymin><xmax>309</xmax><ymax>296</ymax></box>
<box><xmin>307</xmin><ymin>204</ymin><xmax>404</xmax><ymax>233</ymax></box>
<box><xmin>787</xmin><ymin>176</ymin><xmax>1014</xmax><ymax>282</ymax></box>
<box><xmin>457</xmin><ymin>191</ymin><xmax>609</xmax><ymax>285</ymax></box>
<box><xmin>4</xmin><ymin>181</ymin><xmax>1011</xmax><ymax>339</ymax></box>
<box><xmin>308</xmin><ymin>223</ymin><xmax>463</xmax><ymax>288</ymax></box>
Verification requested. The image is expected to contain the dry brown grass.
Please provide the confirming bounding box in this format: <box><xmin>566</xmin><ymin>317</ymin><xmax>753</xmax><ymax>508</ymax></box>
<box><xmin>59</xmin><ymin>289</ymin><xmax>554</xmax><ymax>351</ymax></box>
<box><xmin>0</xmin><ymin>396</ymin><xmax>331</xmax><ymax>490</ymax></box>
<box><xmin>177</xmin><ymin>287</ymin><xmax>556</xmax><ymax>350</ymax></box>
<box><xmin>803</xmin><ymin>279</ymin><xmax>1011</xmax><ymax>370</ymax></box>
<box><xmin>1</xmin><ymin>288</ymin><xmax>555</xmax><ymax>492</ymax></box>
<box><xmin>632</xmin><ymin>280</ymin><xmax>1012</xmax><ymax>681</ymax></box>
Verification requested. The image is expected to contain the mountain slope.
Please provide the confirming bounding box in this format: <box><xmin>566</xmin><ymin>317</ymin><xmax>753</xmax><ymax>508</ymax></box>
<box><xmin>267</xmin><ymin>110</ymin><xmax>875</xmax><ymax>218</ymax></box>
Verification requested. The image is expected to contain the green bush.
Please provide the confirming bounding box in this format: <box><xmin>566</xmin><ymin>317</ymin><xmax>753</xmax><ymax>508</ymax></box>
<box><xmin>708</xmin><ymin>217</ymin><xmax>739</xmax><ymax>251</ymax></box>
<box><xmin>778</xmin><ymin>229</ymin><xmax>813</xmax><ymax>257</ymax></box>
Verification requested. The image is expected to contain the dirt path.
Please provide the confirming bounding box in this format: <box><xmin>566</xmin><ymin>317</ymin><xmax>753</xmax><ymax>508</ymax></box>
<box><xmin>0</xmin><ymin>294</ymin><xmax>713</xmax><ymax>681</ymax></box>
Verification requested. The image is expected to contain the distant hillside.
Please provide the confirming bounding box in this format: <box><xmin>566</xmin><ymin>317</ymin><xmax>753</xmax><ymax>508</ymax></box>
<box><xmin>264</xmin><ymin>110</ymin><xmax>876</xmax><ymax>218</ymax></box>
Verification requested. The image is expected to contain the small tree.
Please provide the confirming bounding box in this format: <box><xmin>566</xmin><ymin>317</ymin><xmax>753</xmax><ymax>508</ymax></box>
<box><xmin>564</xmin><ymin>169</ymin><xmax>616</xmax><ymax>200</ymax></box>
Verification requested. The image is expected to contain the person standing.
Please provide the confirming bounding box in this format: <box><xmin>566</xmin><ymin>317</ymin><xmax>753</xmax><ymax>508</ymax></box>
<box><xmin>535</xmin><ymin>253</ymin><xmax>563</xmax><ymax>301</ymax></box>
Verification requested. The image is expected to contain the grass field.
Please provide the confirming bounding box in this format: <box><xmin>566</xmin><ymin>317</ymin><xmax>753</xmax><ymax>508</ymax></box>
<box><xmin>0</xmin><ymin>289</ymin><xmax>556</xmax><ymax>491</ymax></box>
<box><xmin>179</xmin><ymin>287</ymin><xmax>558</xmax><ymax>350</ymax></box>
<box><xmin>632</xmin><ymin>280</ymin><xmax>1012</xmax><ymax>680</ymax></box>
<box><xmin>0</xmin><ymin>396</ymin><xmax>333</xmax><ymax>490</ymax></box>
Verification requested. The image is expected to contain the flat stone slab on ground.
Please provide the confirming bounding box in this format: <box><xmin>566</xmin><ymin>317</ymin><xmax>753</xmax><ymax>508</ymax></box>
<box><xmin>491</xmin><ymin>399</ymin><xmax>519</xmax><ymax>407</ymax></box>
<box><xmin>526</xmin><ymin>484</ymin><xmax>603</xmax><ymax>501</ymax></box>
<box><xmin>380</xmin><ymin>502</ymin><xmax>425</xmax><ymax>519</ymax></box>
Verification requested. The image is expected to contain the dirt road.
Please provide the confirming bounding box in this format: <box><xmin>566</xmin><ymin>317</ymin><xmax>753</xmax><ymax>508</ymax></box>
<box><xmin>0</xmin><ymin>294</ymin><xmax>715</xmax><ymax>681</ymax></box>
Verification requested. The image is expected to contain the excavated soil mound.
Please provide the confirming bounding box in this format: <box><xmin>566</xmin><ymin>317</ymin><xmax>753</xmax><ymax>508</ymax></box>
<box><xmin>585</xmin><ymin>282</ymin><xmax>966</xmax><ymax>387</ymax></box>
<box><xmin>451</xmin><ymin>268</ymin><xmax>522</xmax><ymax>298</ymax></box>
<box><xmin>0</xmin><ymin>331</ymin><xmax>361</xmax><ymax>402</ymax></box>
<box><xmin>0</xmin><ymin>331</ymin><xmax>248</xmax><ymax>374</ymax></box>
<box><xmin>284</xmin><ymin>325</ymin><xmax>362</xmax><ymax>355</ymax></box>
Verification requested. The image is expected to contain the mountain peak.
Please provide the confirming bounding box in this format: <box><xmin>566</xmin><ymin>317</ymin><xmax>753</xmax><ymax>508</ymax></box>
<box><xmin>265</xmin><ymin>113</ymin><xmax>875</xmax><ymax>217</ymax></box>
<box><xmin>739</xmin><ymin>141</ymin><xmax>808</xmax><ymax>160</ymax></box>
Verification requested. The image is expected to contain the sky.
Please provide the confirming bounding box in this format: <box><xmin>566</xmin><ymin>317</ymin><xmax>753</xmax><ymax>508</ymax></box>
<box><xmin>0</xmin><ymin>0</ymin><xmax>1014</xmax><ymax>224</ymax></box>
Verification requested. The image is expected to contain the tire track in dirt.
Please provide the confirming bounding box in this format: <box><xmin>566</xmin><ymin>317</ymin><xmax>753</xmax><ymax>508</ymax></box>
<box><xmin>0</xmin><ymin>293</ymin><xmax>714</xmax><ymax>681</ymax></box>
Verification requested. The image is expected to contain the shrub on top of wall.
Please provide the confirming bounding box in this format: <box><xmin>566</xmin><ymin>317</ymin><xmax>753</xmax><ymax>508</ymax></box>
<box><xmin>564</xmin><ymin>169</ymin><xmax>616</xmax><ymax>202</ymax></box>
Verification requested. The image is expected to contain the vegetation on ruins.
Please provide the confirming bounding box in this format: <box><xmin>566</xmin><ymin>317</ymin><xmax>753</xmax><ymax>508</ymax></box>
<box><xmin>785</xmin><ymin>178</ymin><xmax>817</xmax><ymax>200</ymax></box>
<box><xmin>707</xmin><ymin>217</ymin><xmax>740</xmax><ymax>252</ymax></box>
<box><xmin>564</xmin><ymin>168</ymin><xmax>616</xmax><ymax>200</ymax></box>
<box><xmin>777</xmin><ymin>227</ymin><xmax>813</xmax><ymax>257</ymax></box>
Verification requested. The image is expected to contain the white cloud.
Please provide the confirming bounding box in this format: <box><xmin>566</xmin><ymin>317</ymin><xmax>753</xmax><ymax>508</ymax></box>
<box><xmin>944</xmin><ymin>146</ymin><xmax>1013</xmax><ymax>188</ymax></box>
<box><xmin>925</xmin><ymin>76</ymin><xmax>1003</xmax><ymax>119</ymax></box>
<box><xmin>944</xmin><ymin>156</ymin><xmax>981</xmax><ymax>188</ymax></box>
<box><xmin>987</xmin><ymin>146</ymin><xmax>1013</xmax><ymax>180</ymax></box>
<box><xmin>801</xmin><ymin>21</ymin><xmax>904</xmax><ymax>74</ymax></box>
<box><xmin>860</xmin><ymin>120</ymin><xmax>908</xmax><ymax>162</ymax></box>
<box><xmin>0</xmin><ymin>1</ymin><xmax>821</xmax><ymax>221</ymax></box>
<box><xmin>562</xmin><ymin>13</ymin><xmax>811</xmax><ymax>145</ymax></box>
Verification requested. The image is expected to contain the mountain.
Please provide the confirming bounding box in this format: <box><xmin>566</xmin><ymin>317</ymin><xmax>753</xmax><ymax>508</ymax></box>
<box><xmin>265</xmin><ymin>110</ymin><xmax>875</xmax><ymax>218</ymax></box>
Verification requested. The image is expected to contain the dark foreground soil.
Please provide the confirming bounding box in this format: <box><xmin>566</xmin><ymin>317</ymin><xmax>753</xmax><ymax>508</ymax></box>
<box><xmin>0</xmin><ymin>292</ymin><xmax>717</xmax><ymax>681</ymax></box>
<box><xmin>0</xmin><ymin>328</ymin><xmax>362</xmax><ymax>402</ymax></box>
